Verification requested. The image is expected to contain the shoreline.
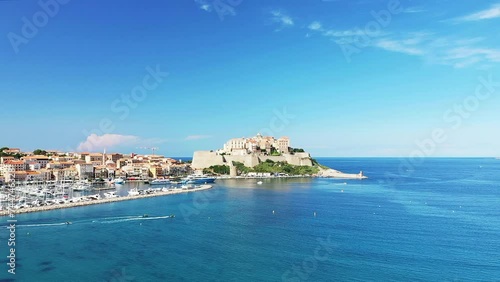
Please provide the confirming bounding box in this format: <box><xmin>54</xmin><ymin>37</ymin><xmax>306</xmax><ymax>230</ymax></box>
<box><xmin>0</xmin><ymin>185</ymin><xmax>213</xmax><ymax>217</ymax></box>
<box><xmin>213</xmin><ymin>168</ymin><xmax>367</xmax><ymax>180</ymax></box>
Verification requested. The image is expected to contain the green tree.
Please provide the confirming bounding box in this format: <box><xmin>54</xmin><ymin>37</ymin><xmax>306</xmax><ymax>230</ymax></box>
<box><xmin>232</xmin><ymin>161</ymin><xmax>252</xmax><ymax>174</ymax></box>
<box><xmin>205</xmin><ymin>165</ymin><xmax>230</xmax><ymax>175</ymax></box>
<box><xmin>270</xmin><ymin>147</ymin><xmax>281</xmax><ymax>156</ymax></box>
<box><xmin>33</xmin><ymin>149</ymin><xmax>47</xmax><ymax>155</ymax></box>
<box><xmin>14</xmin><ymin>153</ymin><xmax>24</xmax><ymax>159</ymax></box>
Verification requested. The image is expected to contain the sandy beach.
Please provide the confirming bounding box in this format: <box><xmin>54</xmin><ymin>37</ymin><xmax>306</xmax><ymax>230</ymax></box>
<box><xmin>0</xmin><ymin>185</ymin><xmax>213</xmax><ymax>217</ymax></box>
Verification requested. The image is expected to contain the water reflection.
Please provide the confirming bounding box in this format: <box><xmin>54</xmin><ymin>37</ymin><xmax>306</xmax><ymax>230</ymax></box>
<box><xmin>217</xmin><ymin>177</ymin><xmax>315</xmax><ymax>190</ymax></box>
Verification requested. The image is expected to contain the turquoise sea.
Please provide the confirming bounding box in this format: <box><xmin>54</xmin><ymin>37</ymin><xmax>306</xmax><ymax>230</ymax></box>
<box><xmin>1</xmin><ymin>158</ymin><xmax>500</xmax><ymax>281</ymax></box>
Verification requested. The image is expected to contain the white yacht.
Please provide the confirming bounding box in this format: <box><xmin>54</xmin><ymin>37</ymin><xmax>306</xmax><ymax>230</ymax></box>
<box><xmin>104</xmin><ymin>191</ymin><xmax>119</xmax><ymax>198</ymax></box>
<box><xmin>150</xmin><ymin>178</ymin><xmax>170</xmax><ymax>185</ymax></box>
<box><xmin>128</xmin><ymin>188</ymin><xmax>140</xmax><ymax>196</ymax></box>
<box><xmin>73</xmin><ymin>181</ymin><xmax>92</xmax><ymax>191</ymax></box>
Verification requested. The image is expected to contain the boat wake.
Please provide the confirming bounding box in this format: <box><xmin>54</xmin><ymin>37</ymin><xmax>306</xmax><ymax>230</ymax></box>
<box><xmin>3</xmin><ymin>215</ymin><xmax>174</xmax><ymax>228</ymax></box>
<box><xmin>9</xmin><ymin>222</ymin><xmax>68</xmax><ymax>228</ymax></box>
<box><xmin>98</xmin><ymin>215</ymin><xmax>173</xmax><ymax>224</ymax></box>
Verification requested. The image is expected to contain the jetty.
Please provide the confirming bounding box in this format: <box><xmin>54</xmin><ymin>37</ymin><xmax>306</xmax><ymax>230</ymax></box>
<box><xmin>0</xmin><ymin>185</ymin><xmax>213</xmax><ymax>216</ymax></box>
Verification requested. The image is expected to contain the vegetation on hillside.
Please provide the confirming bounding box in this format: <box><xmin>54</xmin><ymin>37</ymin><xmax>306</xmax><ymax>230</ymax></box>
<box><xmin>33</xmin><ymin>149</ymin><xmax>48</xmax><ymax>155</ymax></box>
<box><xmin>269</xmin><ymin>147</ymin><xmax>281</xmax><ymax>156</ymax></box>
<box><xmin>203</xmin><ymin>165</ymin><xmax>230</xmax><ymax>175</ymax></box>
<box><xmin>311</xmin><ymin>158</ymin><xmax>329</xmax><ymax>169</ymax></box>
<box><xmin>0</xmin><ymin>147</ymin><xmax>24</xmax><ymax>159</ymax></box>
<box><xmin>230</xmin><ymin>159</ymin><xmax>321</xmax><ymax>176</ymax></box>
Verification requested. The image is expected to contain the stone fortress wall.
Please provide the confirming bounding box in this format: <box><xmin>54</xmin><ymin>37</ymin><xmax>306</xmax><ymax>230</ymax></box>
<box><xmin>191</xmin><ymin>151</ymin><xmax>313</xmax><ymax>169</ymax></box>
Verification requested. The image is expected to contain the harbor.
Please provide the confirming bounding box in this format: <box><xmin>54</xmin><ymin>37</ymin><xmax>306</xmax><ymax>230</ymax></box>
<box><xmin>0</xmin><ymin>170</ymin><xmax>366</xmax><ymax>216</ymax></box>
<box><xmin>0</xmin><ymin>183</ymin><xmax>213</xmax><ymax>216</ymax></box>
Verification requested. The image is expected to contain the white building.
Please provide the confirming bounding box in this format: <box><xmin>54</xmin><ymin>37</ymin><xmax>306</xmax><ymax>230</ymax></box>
<box><xmin>85</xmin><ymin>153</ymin><xmax>105</xmax><ymax>167</ymax></box>
<box><xmin>221</xmin><ymin>134</ymin><xmax>292</xmax><ymax>155</ymax></box>
<box><xmin>27</xmin><ymin>162</ymin><xmax>41</xmax><ymax>171</ymax></box>
<box><xmin>1</xmin><ymin>160</ymin><xmax>27</xmax><ymax>174</ymax></box>
<box><xmin>22</xmin><ymin>155</ymin><xmax>50</xmax><ymax>168</ymax></box>
<box><xmin>76</xmin><ymin>163</ymin><xmax>94</xmax><ymax>179</ymax></box>
<box><xmin>223</xmin><ymin>138</ymin><xmax>247</xmax><ymax>153</ymax></box>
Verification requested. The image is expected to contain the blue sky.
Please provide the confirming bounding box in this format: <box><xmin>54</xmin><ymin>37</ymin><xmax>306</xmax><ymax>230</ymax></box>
<box><xmin>0</xmin><ymin>0</ymin><xmax>499</xmax><ymax>157</ymax></box>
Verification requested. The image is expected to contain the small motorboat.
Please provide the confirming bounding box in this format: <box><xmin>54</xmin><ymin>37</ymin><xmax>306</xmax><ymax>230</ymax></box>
<box><xmin>112</xmin><ymin>178</ymin><xmax>125</xmax><ymax>185</ymax></box>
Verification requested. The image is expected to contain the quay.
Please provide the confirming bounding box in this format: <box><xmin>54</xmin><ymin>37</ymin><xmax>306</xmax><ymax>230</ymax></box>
<box><xmin>0</xmin><ymin>185</ymin><xmax>213</xmax><ymax>216</ymax></box>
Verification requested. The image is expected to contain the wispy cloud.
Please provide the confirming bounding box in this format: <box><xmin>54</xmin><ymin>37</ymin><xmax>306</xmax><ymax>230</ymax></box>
<box><xmin>403</xmin><ymin>6</ymin><xmax>426</xmax><ymax>14</ymax></box>
<box><xmin>270</xmin><ymin>10</ymin><xmax>294</xmax><ymax>30</ymax></box>
<box><xmin>454</xmin><ymin>3</ymin><xmax>500</xmax><ymax>22</ymax></box>
<box><xmin>374</xmin><ymin>39</ymin><xmax>423</xmax><ymax>56</ymax></box>
<box><xmin>274</xmin><ymin>9</ymin><xmax>499</xmax><ymax>69</ymax></box>
<box><xmin>77</xmin><ymin>134</ymin><xmax>167</xmax><ymax>151</ymax></box>
<box><xmin>77</xmin><ymin>134</ymin><xmax>139</xmax><ymax>151</ymax></box>
<box><xmin>194</xmin><ymin>0</ymin><xmax>238</xmax><ymax>20</ymax></box>
<box><xmin>185</xmin><ymin>135</ymin><xmax>212</xmax><ymax>141</ymax></box>
<box><xmin>200</xmin><ymin>4</ymin><xmax>211</xmax><ymax>12</ymax></box>
<box><xmin>308</xmin><ymin>21</ymin><xmax>322</xmax><ymax>31</ymax></box>
<box><xmin>371</xmin><ymin>32</ymin><xmax>500</xmax><ymax>68</ymax></box>
<box><xmin>444</xmin><ymin>47</ymin><xmax>500</xmax><ymax>67</ymax></box>
<box><xmin>195</xmin><ymin>0</ymin><xmax>212</xmax><ymax>12</ymax></box>
<box><xmin>306</xmin><ymin>20</ymin><xmax>384</xmax><ymax>41</ymax></box>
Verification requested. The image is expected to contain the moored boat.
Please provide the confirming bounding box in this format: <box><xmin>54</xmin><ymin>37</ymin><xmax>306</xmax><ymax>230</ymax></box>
<box><xmin>181</xmin><ymin>175</ymin><xmax>216</xmax><ymax>184</ymax></box>
<box><xmin>128</xmin><ymin>188</ymin><xmax>140</xmax><ymax>196</ymax></box>
<box><xmin>112</xmin><ymin>178</ymin><xmax>125</xmax><ymax>185</ymax></box>
<box><xmin>104</xmin><ymin>191</ymin><xmax>119</xmax><ymax>198</ymax></box>
<box><xmin>150</xmin><ymin>178</ymin><xmax>171</xmax><ymax>185</ymax></box>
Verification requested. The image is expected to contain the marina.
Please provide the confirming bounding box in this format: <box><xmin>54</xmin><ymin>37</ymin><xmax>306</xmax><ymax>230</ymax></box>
<box><xmin>0</xmin><ymin>182</ymin><xmax>213</xmax><ymax>216</ymax></box>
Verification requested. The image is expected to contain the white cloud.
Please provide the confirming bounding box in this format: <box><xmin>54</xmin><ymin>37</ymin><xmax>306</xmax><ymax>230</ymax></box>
<box><xmin>200</xmin><ymin>4</ymin><xmax>211</xmax><ymax>12</ymax></box>
<box><xmin>195</xmin><ymin>0</ymin><xmax>212</xmax><ymax>12</ymax></box>
<box><xmin>370</xmin><ymin>32</ymin><xmax>500</xmax><ymax>68</ymax></box>
<box><xmin>445</xmin><ymin>47</ymin><xmax>500</xmax><ymax>65</ymax></box>
<box><xmin>271</xmin><ymin>9</ymin><xmax>499</xmax><ymax>69</ymax></box>
<box><xmin>374</xmin><ymin>39</ymin><xmax>424</xmax><ymax>56</ymax></box>
<box><xmin>455</xmin><ymin>3</ymin><xmax>500</xmax><ymax>21</ymax></box>
<box><xmin>77</xmin><ymin>134</ymin><xmax>139</xmax><ymax>152</ymax></box>
<box><xmin>324</xmin><ymin>29</ymin><xmax>370</xmax><ymax>37</ymax></box>
<box><xmin>270</xmin><ymin>10</ymin><xmax>294</xmax><ymax>30</ymax></box>
<box><xmin>308</xmin><ymin>21</ymin><xmax>322</xmax><ymax>31</ymax></box>
<box><xmin>185</xmin><ymin>135</ymin><xmax>212</xmax><ymax>141</ymax></box>
<box><xmin>306</xmin><ymin>20</ymin><xmax>384</xmax><ymax>42</ymax></box>
<box><xmin>403</xmin><ymin>7</ymin><xmax>426</xmax><ymax>13</ymax></box>
<box><xmin>373</xmin><ymin>33</ymin><xmax>421</xmax><ymax>55</ymax></box>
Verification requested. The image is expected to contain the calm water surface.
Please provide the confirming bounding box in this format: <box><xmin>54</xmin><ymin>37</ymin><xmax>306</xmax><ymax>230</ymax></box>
<box><xmin>1</xmin><ymin>158</ymin><xmax>499</xmax><ymax>281</ymax></box>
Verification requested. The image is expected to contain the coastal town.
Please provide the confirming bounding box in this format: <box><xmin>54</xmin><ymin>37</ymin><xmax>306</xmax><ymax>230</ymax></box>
<box><xmin>0</xmin><ymin>134</ymin><xmax>365</xmax><ymax>185</ymax></box>
<box><xmin>0</xmin><ymin>147</ymin><xmax>190</xmax><ymax>185</ymax></box>
<box><xmin>0</xmin><ymin>134</ymin><xmax>366</xmax><ymax>215</ymax></box>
